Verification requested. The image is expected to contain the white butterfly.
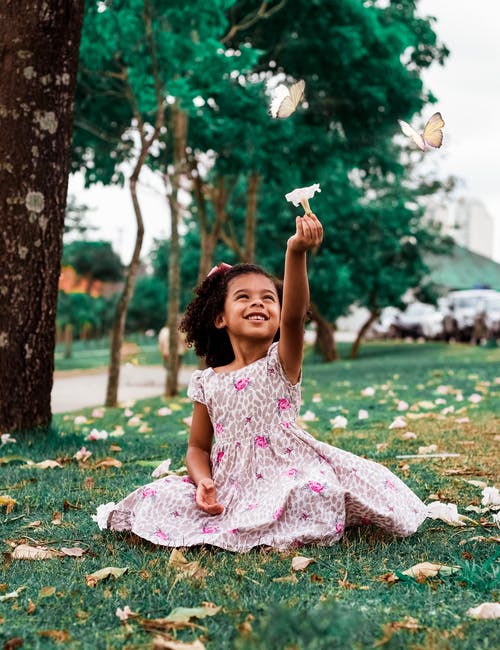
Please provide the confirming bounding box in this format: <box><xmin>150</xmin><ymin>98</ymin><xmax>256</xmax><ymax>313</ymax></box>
<box><xmin>398</xmin><ymin>112</ymin><xmax>445</xmax><ymax>151</ymax></box>
<box><xmin>270</xmin><ymin>80</ymin><xmax>305</xmax><ymax>119</ymax></box>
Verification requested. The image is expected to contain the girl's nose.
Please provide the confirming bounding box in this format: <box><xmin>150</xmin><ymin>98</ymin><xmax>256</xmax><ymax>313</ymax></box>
<box><xmin>251</xmin><ymin>297</ymin><xmax>264</xmax><ymax>307</ymax></box>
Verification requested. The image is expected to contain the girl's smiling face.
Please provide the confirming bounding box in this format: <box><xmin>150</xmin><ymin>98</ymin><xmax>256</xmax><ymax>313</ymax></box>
<box><xmin>215</xmin><ymin>273</ymin><xmax>281</xmax><ymax>341</ymax></box>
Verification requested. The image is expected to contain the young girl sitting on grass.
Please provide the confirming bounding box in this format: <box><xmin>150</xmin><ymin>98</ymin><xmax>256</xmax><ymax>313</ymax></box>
<box><xmin>94</xmin><ymin>213</ymin><xmax>427</xmax><ymax>551</ymax></box>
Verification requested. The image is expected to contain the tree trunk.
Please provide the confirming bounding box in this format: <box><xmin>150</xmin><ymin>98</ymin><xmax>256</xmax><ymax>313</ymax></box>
<box><xmin>243</xmin><ymin>171</ymin><xmax>259</xmax><ymax>263</ymax></box>
<box><xmin>350</xmin><ymin>309</ymin><xmax>380</xmax><ymax>359</ymax></box>
<box><xmin>0</xmin><ymin>1</ymin><xmax>85</xmax><ymax>432</ymax></box>
<box><xmin>309</xmin><ymin>302</ymin><xmax>337</xmax><ymax>362</ymax></box>
<box><xmin>165</xmin><ymin>104</ymin><xmax>188</xmax><ymax>397</ymax></box>
<box><xmin>105</xmin><ymin>171</ymin><xmax>145</xmax><ymax>407</ymax></box>
<box><xmin>63</xmin><ymin>324</ymin><xmax>73</xmax><ymax>359</ymax></box>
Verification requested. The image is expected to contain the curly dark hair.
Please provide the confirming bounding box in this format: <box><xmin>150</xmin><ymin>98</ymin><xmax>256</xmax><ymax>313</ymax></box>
<box><xmin>179</xmin><ymin>263</ymin><xmax>283</xmax><ymax>368</ymax></box>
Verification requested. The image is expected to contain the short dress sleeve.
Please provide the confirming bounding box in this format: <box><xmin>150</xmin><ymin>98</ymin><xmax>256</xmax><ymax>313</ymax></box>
<box><xmin>187</xmin><ymin>370</ymin><xmax>206</xmax><ymax>404</ymax></box>
<box><xmin>266</xmin><ymin>341</ymin><xmax>302</xmax><ymax>389</ymax></box>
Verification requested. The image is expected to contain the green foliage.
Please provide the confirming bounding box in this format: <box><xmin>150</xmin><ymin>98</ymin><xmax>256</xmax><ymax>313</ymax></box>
<box><xmin>56</xmin><ymin>291</ymin><xmax>118</xmax><ymax>338</ymax></box>
<box><xmin>126</xmin><ymin>275</ymin><xmax>167</xmax><ymax>332</ymax></box>
<box><xmin>62</xmin><ymin>240</ymin><xmax>124</xmax><ymax>288</ymax></box>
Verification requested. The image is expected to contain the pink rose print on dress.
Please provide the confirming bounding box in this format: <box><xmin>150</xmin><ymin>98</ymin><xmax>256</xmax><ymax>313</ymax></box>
<box><xmin>254</xmin><ymin>435</ymin><xmax>269</xmax><ymax>448</ymax></box>
<box><xmin>141</xmin><ymin>487</ymin><xmax>157</xmax><ymax>498</ymax></box>
<box><xmin>154</xmin><ymin>529</ymin><xmax>169</xmax><ymax>542</ymax></box>
<box><xmin>247</xmin><ymin>503</ymin><xmax>258</xmax><ymax>511</ymax></box>
<box><xmin>286</xmin><ymin>468</ymin><xmax>298</xmax><ymax>477</ymax></box>
<box><xmin>229</xmin><ymin>528</ymin><xmax>239</xmax><ymax>534</ymax></box>
<box><xmin>202</xmin><ymin>525</ymin><xmax>218</xmax><ymax>534</ymax></box>
<box><xmin>182</xmin><ymin>477</ymin><xmax>194</xmax><ymax>484</ymax></box>
<box><xmin>281</xmin><ymin>421</ymin><xmax>290</xmax><ymax>429</ymax></box>
<box><xmin>215</xmin><ymin>422</ymin><xmax>224</xmax><ymax>435</ymax></box>
<box><xmin>277</xmin><ymin>398</ymin><xmax>291</xmax><ymax>411</ymax></box>
<box><xmin>234</xmin><ymin>377</ymin><xmax>250</xmax><ymax>391</ymax></box>
<box><xmin>273</xmin><ymin>507</ymin><xmax>284</xmax><ymax>520</ymax></box>
<box><xmin>216</xmin><ymin>450</ymin><xmax>225</xmax><ymax>464</ymax></box>
<box><xmin>335</xmin><ymin>522</ymin><xmax>344</xmax><ymax>534</ymax></box>
<box><xmin>385</xmin><ymin>479</ymin><xmax>396</xmax><ymax>490</ymax></box>
<box><xmin>307</xmin><ymin>480</ymin><xmax>324</xmax><ymax>493</ymax></box>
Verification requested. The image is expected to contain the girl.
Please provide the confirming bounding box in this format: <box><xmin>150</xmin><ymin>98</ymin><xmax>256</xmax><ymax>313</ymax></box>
<box><xmin>94</xmin><ymin>213</ymin><xmax>427</xmax><ymax>551</ymax></box>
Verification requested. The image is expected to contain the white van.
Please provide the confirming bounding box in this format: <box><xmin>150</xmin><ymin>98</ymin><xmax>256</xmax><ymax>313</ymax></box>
<box><xmin>439</xmin><ymin>289</ymin><xmax>500</xmax><ymax>341</ymax></box>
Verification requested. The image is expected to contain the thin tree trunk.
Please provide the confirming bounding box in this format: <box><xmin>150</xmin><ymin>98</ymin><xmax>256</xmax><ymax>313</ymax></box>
<box><xmin>105</xmin><ymin>170</ymin><xmax>145</xmax><ymax>407</ymax></box>
<box><xmin>309</xmin><ymin>302</ymin><xmax>337</xmax><ymax>362</ymax></box>
<box><xmin>243</xmin><ymin>171</ymin><xmax>260</xmax><ymax>263</ymax></box>
<box><xmin>64</xmin><ymin>324</ymin><xmax>73</xmax><ymax>359</ymax></box>
<box><xmin>165</xmin><ymin>104</ymin><xmax>188</xmax><ymax>397</ymax></box>
<box><xmin>350</xmin><ymin>309</ymin><xmax>380</xmax><ymax>359</ymax></box>
<box><xmin>0</xmin><ymin>1</ymin><xmax>84</xmax><ymax>432</ymax></box>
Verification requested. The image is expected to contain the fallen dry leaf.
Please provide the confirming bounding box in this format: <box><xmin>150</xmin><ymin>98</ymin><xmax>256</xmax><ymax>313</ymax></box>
<box><xmin>168</xmin><ymin>549</ymin><xmax>207</xmax><ymax>580</ymax></box>
<box><xmin>466</xmin><ymin>602</ymin><xmax>500</xmax><ymax>619</ymax></box>
<box><xmin>60</xmin><ymin>547</ymin><xmax>86</xmax><ymax>557</ymax></box>
<box><xmin>27</xmin><ymin>460</ymin><xmax>63</xmax><ymax>469</ymax></box>
<box><xmin>291</xmin><ymin>556</ymin><xmax>315</xmax><ymax>571</ymax></box>
<box><xmin>26</xmin><ymin>599</ymin><xmax>36</xmax><ymax>614</ymax></box>
<box><xmin>0</xmin><ymin>495</ymin><xmax>16</xmax><ymax>513</ymax></box>
<box><xmin>153</xmin><ymin>637</ymin><xmax>206</xmax><ymax>650</ymax></box>
<box><xmin>272</xmin><ymin>574</ymin><xmax>298</xmax><ymax>584</ymax></box>
<box><xmin>94</xmin><ymin>457</ymin><xmax>123</xmax><ymax>469</ymax></box>
<box><xmin>12</xmin><ymin>544</ymin><xmax>62</xmax><ymax>560</ymax></box>
<box><xmin>85</xmin><ymin>566</ymin><xmax>128</xmax><ymax>587</ymax></box>
<box><xmin>0</xmin><ymin>586</ymin><xmax>26</xmax><ymax>601</ymax></box>
<box><xmin>401</xmin><ymin>562</ymin><xmax>460</xmax><ymax>580</ymax></box>
<box><xmin>38</xmin><ymin>586</ymin><xmax>56</xmax><ymax>598</ymax></box>
<box><xmin>374</xmin><ymin>616</ymin><xmax>420</xmax><ymax>647</ymax></box>
<box><xmin>38</xmin><ymin>630</ymin><xmax>70</xmax><ymax>642</ymax></box>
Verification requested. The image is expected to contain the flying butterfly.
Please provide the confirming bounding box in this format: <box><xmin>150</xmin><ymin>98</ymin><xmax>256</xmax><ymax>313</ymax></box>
<box><xmin>270</xmin><ymin>80</ymin><xmax>305</xmax><ymax>119</ymax></box>
<box><xmin>398</xmin><ymin>112</ymin><xmax>445</xmax><ymax>151</ymax></box>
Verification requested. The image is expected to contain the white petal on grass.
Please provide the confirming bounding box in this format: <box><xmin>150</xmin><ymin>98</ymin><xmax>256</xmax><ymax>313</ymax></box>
<box><xmin>466</xmin><ymin>603</ymin><xmax>500</xmax><ymax>619</ymax></box>
<box><xmin>396</xmin><ymin>401</ymin><xmax>409</xmax><ymax>411</ymax></box>
<box><xmin>401</xmin><ymin>431</ymin><xmax>417</xmax><ymax>440</ymax></box>
<box><xmin>361</xmin><ymin>387</ymin><xmax>375</xmax><ymax>397</ymax></box>
<box><xmin>481</xmin><ymin>486</ymin><xmax>500</xmax><ymax>507</ymax></box>
<box><xmin>468</xmin><ymin>393</ymin><xmax>482</xmax><ymax>404</ymax></box>
<box><xmin>427</xmin><ymin>501</ymin><xmax>467</xmax><ymax>526</ymax></box>
<box><xmin>389</xmin><ymin>417</ymin><xmax>407</xmax><ymax>429</ymax></box>
<box><xmin>358</xmin><ymin>409</ymin><xmax>369</xmax><ymax>420</ymax></box>
<box><xmin>330</xmin><ymin>415</ymin><xmax>348</xmax><ymax>429</ymax></box>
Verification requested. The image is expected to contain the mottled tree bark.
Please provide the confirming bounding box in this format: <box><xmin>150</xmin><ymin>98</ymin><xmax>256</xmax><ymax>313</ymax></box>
<box><xmin>165</xmin><ymin>104</ymin><xmax>187</xmax><ymax>397</ymax></box>
<box><xmin>350</xmin><ymin>309</ymin><xmax>380</xmax><ymax>359</ymax></box>
<box><xmin>0</xmin><ymin>1</ymin><xmax>85</xmax><ymax>432</ymax></box>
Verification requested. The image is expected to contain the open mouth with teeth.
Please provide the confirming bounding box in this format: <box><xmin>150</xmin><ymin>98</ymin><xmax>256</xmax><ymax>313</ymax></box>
<box><xmin>245</xmin><ymin>313</ymin><xmax>268</xmax><ymax>321</ymax></box>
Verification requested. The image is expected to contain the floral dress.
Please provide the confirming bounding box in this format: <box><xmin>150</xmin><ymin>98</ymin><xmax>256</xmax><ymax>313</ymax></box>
<box><xmin>94</xmin><ymin>343</ymin><xmax>427</xmax><ymax>551</ymax></box>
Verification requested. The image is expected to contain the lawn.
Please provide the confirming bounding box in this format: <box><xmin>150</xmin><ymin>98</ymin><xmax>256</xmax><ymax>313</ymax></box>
<box><xmin>1</xmin><ymin>342</ymin><xmax>499</xmax><ymax>649</ymax></box>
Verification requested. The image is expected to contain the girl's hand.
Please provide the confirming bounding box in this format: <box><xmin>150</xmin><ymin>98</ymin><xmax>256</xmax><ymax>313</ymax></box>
<box><xmin>287</xmin><ymin>213</ymin><xmax>323</xmax><ymax>254</ymax></box>
<box><xmin>196</xmin><ymin>477</ymin><xmax>224</xmax><ymax>515</ymax></box>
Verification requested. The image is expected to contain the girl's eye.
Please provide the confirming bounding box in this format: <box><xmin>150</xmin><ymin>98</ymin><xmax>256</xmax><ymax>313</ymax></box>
<box><xmin>264</xmin><ymin>295</ymin><xmax>275</xmax><ymax>301</ymax></box>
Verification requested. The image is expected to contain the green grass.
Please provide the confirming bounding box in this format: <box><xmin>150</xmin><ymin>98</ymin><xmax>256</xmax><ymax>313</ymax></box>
<box><xmin>1</xmin><ymin>342</ymin><xmax>499</xmax><ymax>649</ymax></box>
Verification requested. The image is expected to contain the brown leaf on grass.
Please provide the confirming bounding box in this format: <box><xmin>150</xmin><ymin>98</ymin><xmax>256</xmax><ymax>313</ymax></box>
<box><xmin>12</xmin><ymin>544</ymin><xmax>62</xmax><ymax>560</ymax></box>
<box><xmin>27</xmin><ymin>459</ymin><xmax>63</xmax><ymax>469</ymax></box>
<box><xmin>168</xmin><ymin>549</ymin><xmax>207</xmax><ymax>580</ymax></box>
<box><xmin>83</xmin><ymin>477</ymin><xmax>95</xmax><ymax>490</ymax></box>
<box><xmin>85</xmin><ymin>566</ymin><xmax>128</xmax><ymax>587</ymax></box>
<box><xmin>26</xmin><ymin>599</ymin><xmax>36</xmax><ymax>614</ymax></box>
<box><xmin>0</xmin><ymin>495</ymin><xmax>16</xmax><ymax>513</ymax></box>
<box><xmin>38</xmin><ymin>586</ymin><xmax>56</xmax><ymax>598</ymax></box>
<box><xmin>63</xmin><ymin>500</ymin><xmax>81</xmax><ymax>511</ymax></box>
<box><xmin>93</xmin><ymin>457</ymin><xmax>123</xmax><ymax>470</ymax></box>
<box><xmin>25</xmin><ymin>520</ymin><xmax>42</xmax><ymax>528</ymax></box>
<box><xmin>291</xmin><ymin>556</ymin><xmax>315</xmax><ymax>571</ymax></box>
<box><xmin>141</xmin><ymin>603</ymin><xmax>220</xmax><ymax>634</ymax></box>
<box><xmin>374</xmin><ymin>617</ymin><xmax>420</xmax><ymax>647</ymax></box>
<box><xmin>272</xmin><ymin>574</ymin><xmax>298</xmax><ymax>584</ymax></box>
<box><xmin>378</xmin><ymin>572</ymin><xmax>399</xmax><ymax>585</ymax></box>
<box><xmin>4</xmin><ymin>638</ymin><xmax>24</xmax><ymax>650</ymax></box>
<box><xmin>52</xmin><ymin>511</ymin><xmax>62</xmax><ymax>525</ymax></box>
<box><xmin>153</xmin><ymin>637</ymin><xmax>206</xmax><ymax>650</ymax></box>
<box><xmin>401</xmin><ymin>562</ymin><xmax>461</xmax><ymax>580</ymax></box>
<box><xmin>60</xmin><ymin>547</ymin><xmax>86</xmax><ymax>557</ymax></box>
<box><xmin>459</xmin><ymin>535</ymin><xmax>500</xmax><ymax>546</ymax></box>
<box><xmin>109</xmin><ymin>444</ymin><xmax>122</xmax><ymax>452</ymax></box>
<box><xmin>38</xmin><ymin>630</ymin><xmax>70</xmax><ymax>642</ymax></box>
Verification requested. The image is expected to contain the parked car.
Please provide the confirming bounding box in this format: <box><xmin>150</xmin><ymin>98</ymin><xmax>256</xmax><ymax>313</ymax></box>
<box><xmin>439</xmin><ymin>289</ymin><xmax>500</xmax><ymax>341</ymax></box>
<box><xmin>369</xmin><ymin>306</ymin><xmax>402</xmax><ymax>339</ymax></box>
<box><xmin>388</xmin><ymin>302</ymin><xmax>444</xmax><ymax>340</ymax></box>
<box><xmin>483</xmin><ymin>293</ymin><xmax>500</xmax><ymax>338</ymax></box>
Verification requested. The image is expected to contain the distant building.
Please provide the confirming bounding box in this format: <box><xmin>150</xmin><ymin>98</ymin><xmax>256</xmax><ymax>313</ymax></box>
<box><xmin>427</xmin><ymin>198</ymin><xmax>496</xmax><ymax>260</ymax></box>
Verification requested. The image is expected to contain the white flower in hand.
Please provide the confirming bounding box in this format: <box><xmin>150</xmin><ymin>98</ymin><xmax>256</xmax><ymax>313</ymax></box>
<box><xmin>285</xmin><ymin>183</ymin><xmax>321</xmax><ymax>215</ymax></box>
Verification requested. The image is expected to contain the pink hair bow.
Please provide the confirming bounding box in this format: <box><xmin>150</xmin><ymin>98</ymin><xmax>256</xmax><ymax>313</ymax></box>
<box><xmin>207</xmin><ymin>262</ymin><xmax>232</xmax><ymax>277</ymax></box>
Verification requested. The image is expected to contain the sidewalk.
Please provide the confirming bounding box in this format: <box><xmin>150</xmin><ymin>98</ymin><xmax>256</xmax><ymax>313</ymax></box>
<box><xmin>51</xmin><ymin>364</ymin><xmax>194</xmax><ymax>413</ymax></box>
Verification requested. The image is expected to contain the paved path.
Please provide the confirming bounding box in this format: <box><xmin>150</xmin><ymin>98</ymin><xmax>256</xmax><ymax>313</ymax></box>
<box><xmin>51</xmin><ymin>364</ymin><xmax>194</xmax><ymax>413</ymax></box>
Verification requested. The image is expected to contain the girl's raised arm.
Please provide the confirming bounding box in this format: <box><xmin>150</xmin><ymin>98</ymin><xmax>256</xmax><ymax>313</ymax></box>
<box><xmin>278</xmin><ymin>213</ymin><xmax>323</xmax><ymax>383</ymax></box>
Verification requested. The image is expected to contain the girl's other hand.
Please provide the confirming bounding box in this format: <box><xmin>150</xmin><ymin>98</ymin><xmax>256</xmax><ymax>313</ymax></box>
<box><xmin>287</xmin><ymin>213</ymin><xmax>323</xmax><ymax>253</ymax></box>
<box><xmin>196</xmin><ymin>477</ymin><xmax>224</xmax><ymax>515</ymax></box>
